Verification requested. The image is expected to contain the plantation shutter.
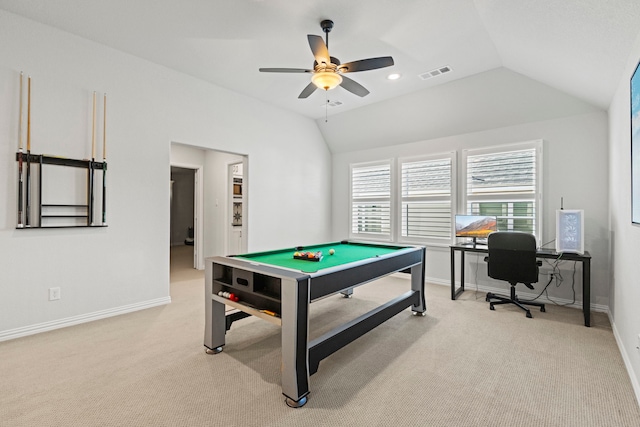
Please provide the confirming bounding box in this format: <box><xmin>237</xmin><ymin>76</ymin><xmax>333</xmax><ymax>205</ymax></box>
<box><xmin>400</xmin><ymin>157</ymin><xmax>452</xmax><ymax>240</ymax></box>
<box><xmin>351</xmin><ymin>162</ymin><xmax>391</xmax><ymax>237</ymax></box>
<box><xmin>465</xmin><ymin>145</ymin><xmax>539</xmax><ymax>235</ymax></box>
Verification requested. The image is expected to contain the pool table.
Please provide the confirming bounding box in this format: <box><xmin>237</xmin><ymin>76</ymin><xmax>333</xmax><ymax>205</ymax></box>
<box><xmin>204</xmin><ymin>240</ymin><xmax>426</xmax><ymax>407</ymax></box>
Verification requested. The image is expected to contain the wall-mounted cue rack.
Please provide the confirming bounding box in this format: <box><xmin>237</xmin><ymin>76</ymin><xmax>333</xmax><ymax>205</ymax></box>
<box><xmin>15</xmin><ymin>73</ymin><xmax>108</xmax><ymax>229</ymax></box>
<box><xmin>15</xmin><ymin>153</ymin><xmax>107</xmax><ymax>228</ymax></box>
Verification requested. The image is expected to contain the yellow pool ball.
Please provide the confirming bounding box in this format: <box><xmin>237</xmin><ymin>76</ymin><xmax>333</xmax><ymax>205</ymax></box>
<box><xmin>329</xmin><ymin>249</ymin><xmax>335</xmax><ymax>255</ymax></box>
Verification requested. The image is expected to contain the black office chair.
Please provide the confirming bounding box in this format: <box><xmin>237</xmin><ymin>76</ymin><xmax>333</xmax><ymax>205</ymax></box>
<box><xmin>484</xmin><ymin>231</ymin><xmax>546</xmax><ymax>318</ymax></box>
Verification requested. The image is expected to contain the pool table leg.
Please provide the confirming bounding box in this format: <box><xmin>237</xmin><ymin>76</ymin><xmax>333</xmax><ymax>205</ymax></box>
<box><xmin>340</xmin><ymin>287</ymin><xmax>353</xmax><ymax>298</ymax></box>
<box><xmin>410</xmin><ymin>249</ymin><xmax>426</xmax><ymax>315</ymax></box>
<box><xmin>281</xmin><ymin>277</ymin><xmax>311</xmax><ymax>407</ymax></box>
<box><xmin>204</xmin><ymin>261</ymin><xmax>226</xmax><ymax>353</ymax></box>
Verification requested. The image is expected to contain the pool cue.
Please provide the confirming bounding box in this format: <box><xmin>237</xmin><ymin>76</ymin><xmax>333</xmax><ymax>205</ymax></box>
<box><xmin>101</xmin><ymin>93</ymin><xmax>107</xmax><ymax>225</ymax></box>
<box><xmin>17</xmin><ymin>72</ymin><xmax>24</xmax><ymax>228</ymax></box>
<box><xmin>25</xmin><ymin>76</ymin><xmax>32</xmax><ymax>227</ymax></box>
<box><xmin>89</xmin><ymin>91</ymin><xmax>96</xmax><ymax>225</ymax></box>
<box><xmin>92</xmin><ymin>92</ymin><xmax>96</xmax><ymax>160</ymax></box>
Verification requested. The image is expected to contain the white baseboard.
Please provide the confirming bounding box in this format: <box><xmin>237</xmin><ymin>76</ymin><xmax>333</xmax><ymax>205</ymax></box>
<box><xmin>0</xmin><ymin>297</ymin><xmax>171</xmax><ymax>342</ymax></box>
<box><xmin>608</xmin><ymin>310</ymin><xmax>640</xmax><ymax>410</ymax></box>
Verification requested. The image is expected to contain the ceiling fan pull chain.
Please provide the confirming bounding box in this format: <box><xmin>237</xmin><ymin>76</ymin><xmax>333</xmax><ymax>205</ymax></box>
<box><xmin>325</xmin><ymin>93</ymin><xmax>329</xmax><ymax>122</ymax></box>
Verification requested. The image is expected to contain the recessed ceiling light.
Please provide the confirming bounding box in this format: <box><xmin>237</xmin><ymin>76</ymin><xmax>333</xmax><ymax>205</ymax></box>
<box><xmin>387</xmin><ymin>73</ymin><xmax>401</xmax><ymax>80</ymax></box>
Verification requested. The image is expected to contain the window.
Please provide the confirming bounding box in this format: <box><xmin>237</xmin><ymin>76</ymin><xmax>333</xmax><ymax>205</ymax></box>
<box><xmin>462</xmin><ymin>140</ymin><xmax>542</xmax><ymax>238</ymax></box>
<box><xmin>399</xmin><ymin>153</ymin><xmax>456</xmax><ymax>243</ymax></box>
<box><xmin>350</xmin><ymin>161</ymin><xmax>392</xmax><ymax>239</ymax></box>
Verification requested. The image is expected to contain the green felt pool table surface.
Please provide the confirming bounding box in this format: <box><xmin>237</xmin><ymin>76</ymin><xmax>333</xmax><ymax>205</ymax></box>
<box><xmin>234</xmin><ymin>241</ymin><xmax>406</xmax><ymax>273</ymax></box>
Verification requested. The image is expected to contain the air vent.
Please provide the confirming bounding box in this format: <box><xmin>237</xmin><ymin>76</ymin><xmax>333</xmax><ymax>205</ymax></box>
<box><xmin>419</xmin><ymin>65</ymin><xmax>452</xmax><ymax>80</ymax></box>
<box><xmin>321</xmin><ymin>100</ymin><xmax>344</xmax><ymax>108</ymax></box>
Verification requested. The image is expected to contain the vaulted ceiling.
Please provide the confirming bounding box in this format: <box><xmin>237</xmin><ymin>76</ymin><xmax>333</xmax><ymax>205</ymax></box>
<box><xmin>2</xmin><ymin>0</ymin><xmax>639</xmax><ymax>152</ymax></box>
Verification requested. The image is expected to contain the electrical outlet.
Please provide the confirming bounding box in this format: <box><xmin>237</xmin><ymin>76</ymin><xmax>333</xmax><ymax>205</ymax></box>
<box><xmin>49</xmin><ymin>287</ymin><xmax>61</xmax><ymax>301</ymax></box>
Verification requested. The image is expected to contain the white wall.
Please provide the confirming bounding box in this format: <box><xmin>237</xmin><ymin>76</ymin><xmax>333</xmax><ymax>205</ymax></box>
<box><xmin>0</xmin><ymin>11</ymin><xmax>331</xmax><ymax>339</ymax></box>
<box><xmin>318</xmin><ymin>67</ymin><xmax>601</xmax><ymax>153</ymax></box>
<box><xmin>332</xmin><ymin>111</ymin><xmax>609</xmax><ymax>307</ymax></box>
<box><xmin>608</xmin><ymin>29</ymin><xmax>640</xmax><ymax>402</ymax></box>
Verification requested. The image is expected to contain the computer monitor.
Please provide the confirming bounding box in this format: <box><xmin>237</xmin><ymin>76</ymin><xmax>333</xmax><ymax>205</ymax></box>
<box><xmin>455</xmin><ymin>214</ymin><xmax>497</xmax><ymax>244</ymax></box>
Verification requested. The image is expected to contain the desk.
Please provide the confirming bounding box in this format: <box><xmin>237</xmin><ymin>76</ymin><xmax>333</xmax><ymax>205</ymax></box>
<box><xmin>204</xmin><ymin>240</ymin><xmax>426</xmax><ymax>407</ymax></box>
<box><xmin>450</xmin><ymin>243</ymin><xmax>591</xmax><ymax>326</ymax></box>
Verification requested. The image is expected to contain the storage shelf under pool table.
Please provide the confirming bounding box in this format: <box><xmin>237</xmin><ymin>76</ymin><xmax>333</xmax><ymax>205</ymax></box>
<box><xmin>211</xmin><ymin>294</ymin><xmax>282</xmax><ymax>327</ymax></box>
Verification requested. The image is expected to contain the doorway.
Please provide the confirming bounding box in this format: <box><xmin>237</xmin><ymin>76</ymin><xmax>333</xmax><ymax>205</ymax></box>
<box><xmin>170</xmin><ymin>143</ymin><xmax>247</xmax><ymax>273</ymax></box>
<box><xmin>170</xmin><ymin>166</ymin><xmax>199</xmax><ymax>270</ymax></box>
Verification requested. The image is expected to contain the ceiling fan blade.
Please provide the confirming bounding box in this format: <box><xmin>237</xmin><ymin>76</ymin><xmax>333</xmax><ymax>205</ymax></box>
<box><xmin>298</xmin><ymin>82</ymin><xmax>318</xmax><ymax>99</ymax></box>
<box><xmin>259</xmin><ymin>68</ymin><xmax>313</xmax><ymax>73</ymax></box>
<box><xmin>340</xmin><ymin>75</ymin><xmax>369</xmax><ymax>97</ymax></box>
<box><xmin>307</xmin><ymin>35</ymin><xmax>330</xmax><ymax>65</ymax></box>
<box><xmin>338</xmin><ymin>56</ymin><xmax>394</xmax><ymax>73</ymax></box>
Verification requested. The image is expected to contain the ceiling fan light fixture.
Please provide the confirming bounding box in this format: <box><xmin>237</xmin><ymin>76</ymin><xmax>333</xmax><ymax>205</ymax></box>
<box><xmin>311</xmin><ymin>72</ymin><xmax>343</xmax><ymax>91</ymax></box>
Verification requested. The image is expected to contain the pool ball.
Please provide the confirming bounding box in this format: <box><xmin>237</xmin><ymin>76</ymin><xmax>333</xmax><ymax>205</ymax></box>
<box><xmin>329</xmin><ymin>249</ymin><xmax>335</xmax><ymax>255</ymax></box>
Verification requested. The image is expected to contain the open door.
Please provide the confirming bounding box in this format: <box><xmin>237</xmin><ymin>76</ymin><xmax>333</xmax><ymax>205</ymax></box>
<box><xmin>170</xmin><ymin>165</ymin><xmax>203</xmax><ymax>270</ymax></box>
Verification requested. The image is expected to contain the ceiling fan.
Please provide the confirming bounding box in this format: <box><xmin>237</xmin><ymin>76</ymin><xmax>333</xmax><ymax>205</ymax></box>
<box><xmin>259</xmin><ymin>19</ymin><xmax>394</xmax><ymax>99</ymax></box>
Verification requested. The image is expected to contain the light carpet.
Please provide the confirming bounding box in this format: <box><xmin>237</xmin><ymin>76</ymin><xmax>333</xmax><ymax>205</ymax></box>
<box><xmin>1</xmin><ymin>246</ymin><xmax>639</xmax><ymax>426</ymax></box>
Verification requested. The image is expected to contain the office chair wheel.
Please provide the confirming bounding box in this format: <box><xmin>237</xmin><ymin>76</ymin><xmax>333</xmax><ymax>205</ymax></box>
<box><xmin>526</xmin><ymin>311</ymin><xmax>532</xmax><ymax>318</ymax></box>
<box><xmin>540</xmin><ymin>306</ymin><xmax>546</xmax><ymax>312</ymax></box>
<box><xmin>489</xmin><ymin>304</ymin><xmax>495</xmax><ymax>311</ymax></box>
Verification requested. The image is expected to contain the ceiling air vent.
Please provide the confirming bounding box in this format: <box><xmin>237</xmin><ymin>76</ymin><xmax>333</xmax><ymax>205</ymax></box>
<box><xmin>321</xmin><ymin>100</ymin><xmax>343</xmax><ymax>108</ymax></box>
<box><xmin>419</xmin><ymin>65</ymin><xmax>452</xmax><ymax>80</ymax></box>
